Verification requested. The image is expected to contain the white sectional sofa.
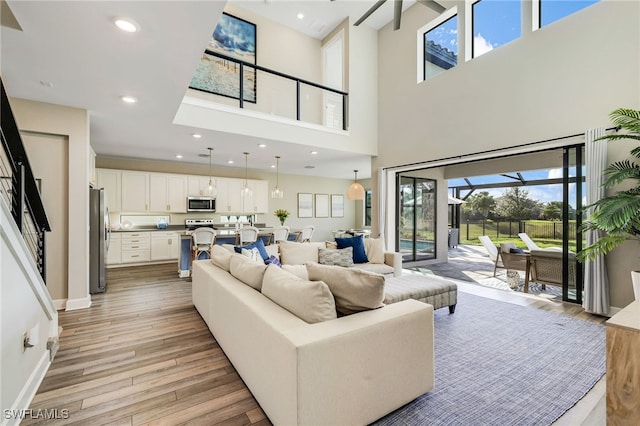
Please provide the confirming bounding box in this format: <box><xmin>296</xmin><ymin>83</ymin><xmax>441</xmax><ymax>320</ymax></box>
<box><xmin>192</xmin><ymin>255</ymin><xmax>434</xmax><ymax>425</ymax></box>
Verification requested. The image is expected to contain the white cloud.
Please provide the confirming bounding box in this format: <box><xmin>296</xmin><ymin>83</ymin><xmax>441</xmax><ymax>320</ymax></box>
<box><xmin>548</xmin><ymin>168</ymin><xmax>562</xmax><ymax>179</ymax></box>
<box><xmin>473</xmin><ymin>33</ymin><xmax>494</xmax><ymax>56</ymax></box>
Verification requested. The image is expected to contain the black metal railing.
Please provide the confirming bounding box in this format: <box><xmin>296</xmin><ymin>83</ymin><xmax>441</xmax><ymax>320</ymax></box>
<box><xmin>1</xmin><ymin>78</ymin><xmax>51</xmax><ymax>280</ymax></box>
<box><xmin>191</xmin><ymin>50</ymin><xmax>349</xmax><ymax>131</ymax></box>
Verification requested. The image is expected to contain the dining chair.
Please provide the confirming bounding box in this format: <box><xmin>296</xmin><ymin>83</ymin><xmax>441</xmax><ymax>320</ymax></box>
<box><xmin>213</xmin><ymin>234</ymin><xmax>238</xmax><ymax>246</ymax></box>
<box><xmin>287</xmin><ymin>231</ymin><xmax>301</xmax><ymax>242</ymax></box>
<box><xmin>239</xmin><ymin>226</ymin><xmax>259</xmax><ymax>245</ymax></box>
<box><xmin>272</xmin><ymin>226</ymin><xmax>290</xmax><ymax>243</ymax></box>
<box><xmin>299</xmin><ymin>225</ymin><xmax>315</xmax><ymax>242</ymax></box>
<box><xmin>191</xmin><ymin>228</ymin><xmax>216</xmax><ymax>262</ymax></box>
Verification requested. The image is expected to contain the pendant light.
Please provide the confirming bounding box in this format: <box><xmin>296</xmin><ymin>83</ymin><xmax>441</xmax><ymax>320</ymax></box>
<box><xmin>347</xmin><ymin>169</ymin><xmax>365</xmax><ymax>200</ymax></box>
<box><xmin>206</xmin><ymin>147</ymin><xmax>217</xmax><ymax>197</ymax></box>
<box><xmin>241</xmin><ymin>152</ymin><xmax>253</xmax><ymax>197</ymax></box>
<box><xmin>271</xmin><ymin>155</ymin><xmax>284</xmax><ymax>198</ymax></box>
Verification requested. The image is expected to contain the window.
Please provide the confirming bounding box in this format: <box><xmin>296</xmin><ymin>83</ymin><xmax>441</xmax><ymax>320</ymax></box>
<box><xmin>365</xmin><ymin>189</ymin><xmax>372</xmax><ymax>227</ymax></box>
<box><xmin>539</xmin><ymin>0</ymin><xmax>599</xmax><ymax>28</ymax></box>
<box><xmin>471</xmin><ymin>0</ymin><xmax>521</xmax><ymax>59</ymax></box>
<box><xmin>423</xmin><ymin>11</ymin><xmax>458</xmax><ymax>80</ymax></box>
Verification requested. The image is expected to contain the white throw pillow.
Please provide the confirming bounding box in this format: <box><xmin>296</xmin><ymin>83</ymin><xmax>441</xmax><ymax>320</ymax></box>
<box><xmin>241</xmin><ymin>247</ymin><xmax>262</xmax><ymax>263</ymax></box>
<box><xmin>262</xmin><ymin>265</ymin><xmax>337</xmax><ymax>324</ymax></box>
<box><xmin>364</xmin><ymin>236</ymin><xmax>385</xmax><ymax>264</ymax></box>
<box><xmin>306</xmin><ymin>262</ymin><xmax>385</xmax><ymax>315</ymax></box>
<box><xmin>278</xmin><ymin>241</ymin><xmax>323</xmax><ymax>265</ymax></box>
<box><xmin>264</xmin><ymin>243</ymin><xmax>280</xmax><ymax>260</ymax></box>
<box><xmin>229</xmin><ymin>253</ymin><xmax>267</xmax><ymax>291</ymax></box>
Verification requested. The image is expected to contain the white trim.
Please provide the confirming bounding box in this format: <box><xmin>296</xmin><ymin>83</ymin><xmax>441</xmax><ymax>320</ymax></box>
<box><xmin>52</xmin><ymin>299</ymin><xmax>67</xmax><ymax>311</ymax></box>
<box><xmin>181</xmin><ymin>95</ymin><xmax>349</xmax><ymax>137</ymax></box>
<box><xmin>65</xmin><ymin>296</ymin><xmax>92</xmax><ymax>311</ymax></box>
<box><xmin>5</xmin><ymin>351</ymin><xmax>51</xmax><ymax>426</ymax></box>
<box><xmin>532</xmin><ymin>0</ymin><xmax>541</xmax><ymax>31</ymax></box>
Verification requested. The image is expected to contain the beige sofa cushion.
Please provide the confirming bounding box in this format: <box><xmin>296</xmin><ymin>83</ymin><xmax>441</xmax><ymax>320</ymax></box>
<box><xmin>229</xmin><ymin>253</ymin><xmax>267</xmax><ymax>291</ymax></box>
<box><xmin>210</xmin><ymin>244</ymin><xmax>233</xmax><ymax>271</ymax></box>
<box><xmin>282</xmin><ymin>264</ymin><xmax>309</xmax><ymax>280</ymax></box>
<box><xmin>265</xmin><ymin>243</ymin><xmax>280</xmax><ymax>259</ymax></box>
<box><xmin>364</xmin><ymin>236</ymin><xmax>385</xmax><ymax>264</ymax></box>
<box><xmin>278</xmin><ymin>241</ymin><xmax>324</xmax><ymax>265</ymax></box>
<box><xmin>262</xmin><ymin>264</ymin><xmax>337</xmax><ymax>324</ymax></box>
<box><xmin>306</xmin><ymin>262</ymin><xmax>386</xmax><ymax>315</ymax></box>
<box><xmin>349</xmin><ymin>263</ymin><xmax>394</xmax><ymax>276</ymax></box>
<box><xmin>319</xmin><ymin>247</ymin><xmax>354</xmax><ymax>267</ymax></box>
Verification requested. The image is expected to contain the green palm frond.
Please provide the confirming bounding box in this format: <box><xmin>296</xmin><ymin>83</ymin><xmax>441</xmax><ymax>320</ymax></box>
<box><xmin>577</xmin><ymin>235</ymin><xmax>633</xmax><ymax>261</ymax></box>
<box><xmin>603</xmin><ymin>160</ymin><xmax>640</xmax><ymax>187</ymax></box>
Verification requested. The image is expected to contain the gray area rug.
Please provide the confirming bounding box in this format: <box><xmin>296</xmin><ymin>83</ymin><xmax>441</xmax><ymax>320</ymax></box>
<box><xmin>372</xmin><ymin>292</ymin><xmax>605</xmax><ymax>426</ymax></box>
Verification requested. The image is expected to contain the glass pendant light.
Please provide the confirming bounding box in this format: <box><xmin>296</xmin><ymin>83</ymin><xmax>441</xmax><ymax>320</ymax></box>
<box><xmin>207</xmin><ymin>147</ymin><xmax>217</xmax><ymax>197</ymax></box>
<box><xmin>241</xmin><ymin>152</ymin><xmax>253</xmax><ymax>197</ymax></box>
<box><xmin>347</xmin><ymin>169</ymin><xmax>365</xmax><ymax>200</ymax></box>
<box><xmin>271</xmin><ymin>155</ymin><xmax>284</xmax><ymax>199</ymax></box>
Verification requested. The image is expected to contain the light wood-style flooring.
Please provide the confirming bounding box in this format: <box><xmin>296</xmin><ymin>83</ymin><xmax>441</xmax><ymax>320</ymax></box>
<box><xmin>26</xmin><ymin>263</ymin><xmax>270</xmax><ymax>426</ymax></box>
<box><xmin>27</xmin><ymin>263</ymin><xmax>607</xmax><ymax>425</ymax></box>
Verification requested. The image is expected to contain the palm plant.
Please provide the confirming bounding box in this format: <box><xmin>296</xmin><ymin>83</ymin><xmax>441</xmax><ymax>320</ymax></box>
<box><xmin>578</xmin><ymin>108</ymin><xmax>640</xmax><ymax>261</ymax></box>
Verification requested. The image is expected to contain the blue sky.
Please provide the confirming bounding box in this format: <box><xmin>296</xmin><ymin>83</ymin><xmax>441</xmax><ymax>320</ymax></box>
<box><xmin>427</xmin><ymin>0</ymin><xmax>599</xmax><ymax>57</ymax></box>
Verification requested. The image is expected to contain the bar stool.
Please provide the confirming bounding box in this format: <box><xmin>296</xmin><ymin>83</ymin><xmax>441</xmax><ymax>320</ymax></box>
<box><xmin>191</xmin><ymin>228</ymin><xmax>216</xmax><ymax>262</ymax></box>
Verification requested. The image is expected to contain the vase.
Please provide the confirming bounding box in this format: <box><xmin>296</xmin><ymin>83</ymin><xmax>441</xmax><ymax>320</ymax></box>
<box><xmin>632</xmin><ymin>271</ymin><xmax>640</xmax><ymax>301</ymax></box>
<box><xmin>279</xmin><ymin>218</ymin><xmax>286</xmax><ymax>226</ymax></box>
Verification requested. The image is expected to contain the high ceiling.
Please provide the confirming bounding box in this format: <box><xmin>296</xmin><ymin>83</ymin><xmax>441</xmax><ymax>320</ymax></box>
<box><xmin>1</xmin><ymin>0</ymin><xmax>427</xmax><ymax>180</ymax></box>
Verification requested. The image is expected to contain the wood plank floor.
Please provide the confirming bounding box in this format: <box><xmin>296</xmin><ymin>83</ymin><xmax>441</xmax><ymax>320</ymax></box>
<box><xmin>26</xmin><ymin>263</ymin><xmax>270</xmax><ymax>426</ymax></box>
<box><xmin>27</xmin><ymin>263</ymin><xmax>607</xmax><ymax>425</ymax></box>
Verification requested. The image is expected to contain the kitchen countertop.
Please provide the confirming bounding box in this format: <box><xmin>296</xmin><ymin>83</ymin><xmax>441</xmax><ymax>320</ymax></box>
<box><xmin>111</xmin><ymin>226</ymin><xmax>277</xmax><ymax>234</ymax></box>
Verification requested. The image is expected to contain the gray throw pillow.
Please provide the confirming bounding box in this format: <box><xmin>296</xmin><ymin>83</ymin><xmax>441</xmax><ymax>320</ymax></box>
<box><xmin>318</xmin><ymin>247</ymin><xmax>354</xmax><ymax>267</ymax></box>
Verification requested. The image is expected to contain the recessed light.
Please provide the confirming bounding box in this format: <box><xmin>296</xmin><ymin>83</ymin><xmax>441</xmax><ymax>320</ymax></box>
<box><xmin>227</xmin><ymin>160</ymin><xmax>234</xmax><ymax>164</ymax></box>
<box><xmin>176</xmin><ymin>154</ymin><xmax>183</xmax><ymax>159</ymax></box>
<box><xmin>121</xmin><ymin>96</ymin><xmax>137</xmax><ymax>103</ymax></box>
<box><xmin>258</xmin><ymin>143</ymin><xmax>267</xmax><ymax>148</ymax></box>
<box><xmin>192</xmin><ymin>133</ymin><xmax>202</xmax><ymax>139</ymax></box>
<box><xmin>310</xmin><ymin>151</ymin><xmax>318</xmax><ymax>155</ymax></box>
<box><xmin>297</xmin><ymin>13</ymin><xmax>304</xmax><ymax>20</ymax></box>
<box><xmin>270</xmin><ymin>164</ymin><xmax>276</xmax><ymax>168</ymax></box>
<box><xmin>114</xmin><ymin>19</ymin><xmax>138</xmax><ymax>33</ymax></box>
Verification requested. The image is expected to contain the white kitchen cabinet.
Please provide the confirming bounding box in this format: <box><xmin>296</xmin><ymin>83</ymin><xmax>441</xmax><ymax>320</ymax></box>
<box><xmin>216</xmin><ymin>178</ymin><xmax>244</xmax><ymax>213</ymax></box>
<box><xmin>151</xmin><ymin>231</ymin><xmax>180</xmax><ymax>261</ymax></box>
<box><xmin>150</xmin><ymin>174</ymin><xmax>187</xmax><ymax>213</ymax></box>
<box><xmin>121</xmin><ymin>172</ymin><xmax>149</xmax><ymax>212</ymax></box>
<box><xmin>245</xmin><ymin>179</ymin><xmax>269</xmax><ymax>213</ymax></box>
<box><xmin>96</xmin><ymin>169</ymin><xmax>121</xmax><ymax>212</ymax></box>
<box><xmin>106</xmin><ymin>232</ymin><xmax>122</xmax><ymax>265</ymax></box>
<box><xmin>121</xmin><ymin>231</ymin><xmax>150</xmax><ymax>263</ymax></box>
<box><xmin>188</xmin><ymin>176</ymin><xmax>217</xmax><ymax>197</ymax></box>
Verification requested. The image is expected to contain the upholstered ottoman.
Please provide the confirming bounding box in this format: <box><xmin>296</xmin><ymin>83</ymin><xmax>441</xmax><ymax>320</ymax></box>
<box><xmin>384</xmin><ymin>274</ymin><xmax>458</xmax><ymax>313</ymax></box>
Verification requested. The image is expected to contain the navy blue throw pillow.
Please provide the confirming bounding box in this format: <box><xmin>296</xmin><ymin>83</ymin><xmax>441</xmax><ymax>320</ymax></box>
<box><xmin>264</xmin><ymin>255</ymin><xmax>282</xmax><ymax>267</ymax></box>
<box><xmin>335</xmin><ymin>235</ymin><xmax>369</xmax><ymax>264</ymax></box>
<box><xmin>234</xmin><ymin>238</ymin><xmax>269</xmax><ymax>261</ymax></box>
<box><xmin>510</xmin><ymin>247</ymin><xmax>525</xmax><ymax>254</ymax></box>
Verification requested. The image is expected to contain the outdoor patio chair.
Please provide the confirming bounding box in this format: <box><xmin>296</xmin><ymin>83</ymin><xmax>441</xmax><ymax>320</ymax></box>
<box><xmin>518</xmin><ymin>232</ymin><xmax>563</xmax><ymax>252</ymax></box>
<box><xmin>529</xmin><ymin>249</ymin><xmax>577</xmax><ymax>290</ymax></box>
<box><xmin>478</xmin><ymin>236</ymin><xmax>505</xmax><ymax>277</ymax></box>
<box><xmin>499</xmin><ymin>244</ymin><xmax>531</xmax><ymax>290</ymax></box>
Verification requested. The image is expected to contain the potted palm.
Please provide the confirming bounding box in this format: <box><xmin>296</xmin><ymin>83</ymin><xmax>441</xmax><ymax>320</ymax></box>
<box><xmin>579</xmin><ymin>108</ymin><xmax>640</xmax><ymax>299</ymax></box>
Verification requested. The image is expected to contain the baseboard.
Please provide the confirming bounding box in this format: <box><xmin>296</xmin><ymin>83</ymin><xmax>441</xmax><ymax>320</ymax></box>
<box><xmin>52</xmin><ymin>298</ymin><xmax>67</xmax><ymax>311</ymax></box>
<box><xmin>608</xmin><ymin>306</ymin><xmax>622</xmax><ymax>317</ymax></box>
<box><xmin>3</xmin><ymin>351</ymin><xmax>51</xmax><ymax>426</ymax></box>
<box><xmin>65</xmin><ymin>296</ymin><xmax>92</xmax><ymax>311</ymax></box>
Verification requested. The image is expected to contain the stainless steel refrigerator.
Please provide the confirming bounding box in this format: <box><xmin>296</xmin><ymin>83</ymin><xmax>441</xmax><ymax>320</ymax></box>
<box><xmin>90</xmin><ymin>187</ymin><xmax>110</xmax><ymax>294</ymax></box>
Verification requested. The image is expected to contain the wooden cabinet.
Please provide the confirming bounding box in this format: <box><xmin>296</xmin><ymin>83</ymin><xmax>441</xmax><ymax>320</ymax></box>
<box><xmin>121</xmin><ymin>172</ymin><xmax>149</xmax><ymax>212</ymax></box>
<box><xmin>606</xmin><ymin>300</ymin><xmax>640</xmax><ymax>424</ymax></box>
<box><xmin>106</xmin><ymin>232</ymin><xmax>121</xmax><ymax>265</ymax></box>
<box><xmin>96</xmin><ymin>169</ymin><xmax>121</xmax><ymax>212</ymax></box>
<box><xmin>151</xmin><ymin>231</ymin><xmax>180</xmax><ymax>261</ymax></box>
<box><xmin>150</xmin><ymin>174</ymin><xmax>186</xmax><ymax>212</ymax></box>
<box><xmin>121</xmin><ymin>232</ymin><xmax>150</xmax><ymax>263</ymax></box>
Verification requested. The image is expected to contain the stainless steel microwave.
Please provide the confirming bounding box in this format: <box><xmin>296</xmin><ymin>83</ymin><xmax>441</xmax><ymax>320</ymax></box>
<box><xmin>187</xmin><ymin>196</ymin><xmax>216</xmax><ymax>212</ymax></box>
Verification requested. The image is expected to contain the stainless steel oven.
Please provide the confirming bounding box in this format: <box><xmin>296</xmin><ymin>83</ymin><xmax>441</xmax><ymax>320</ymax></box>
<box><xmin>187</xmin><ymin>196</ymin><xmax>216</xmax><ymax>212</ymax></box>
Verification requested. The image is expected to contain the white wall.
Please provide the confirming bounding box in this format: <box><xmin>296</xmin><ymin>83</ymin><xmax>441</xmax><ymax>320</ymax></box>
<box><xmin>374</xmin><ymin>0</ymin><xmax>640</xmax><ymax>308</ymax></box>
<box><xmin>11</xmin><ymin>98</ymin><xmax>91</xmax><ymax>311</ymax></box>
<box><xmin>1</xmin><ymin>199</ymin><xmax>58</xmax><ymax>424</ymax></box>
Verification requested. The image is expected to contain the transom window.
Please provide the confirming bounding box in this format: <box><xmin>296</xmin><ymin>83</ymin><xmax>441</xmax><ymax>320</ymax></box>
<box><xmin>539</xmin><ymin>0</ymin><xmax>599</xmax><ymax>28</ymax></box>
<box><xmin>423</xmin><ymin>9</ymin><xmax>458</xmax><ymax>81</ymax></box>
<box><xmin>471</xmin><ymin>0</ymin><xmax>521</xmax><ymax>59</ymax></box>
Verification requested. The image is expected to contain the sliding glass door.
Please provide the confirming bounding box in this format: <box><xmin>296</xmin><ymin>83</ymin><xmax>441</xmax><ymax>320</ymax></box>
<box><xmin>397</xmin><ymin>176</ymin><xmax>436</xmax><ymax>262</ymax></box>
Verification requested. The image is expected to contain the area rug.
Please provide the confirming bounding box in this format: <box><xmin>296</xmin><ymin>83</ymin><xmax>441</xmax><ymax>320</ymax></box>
<box><xmin>372</xmin><ymin>292</ymin><xmax>605</xmax><ymax>426</ymax></box>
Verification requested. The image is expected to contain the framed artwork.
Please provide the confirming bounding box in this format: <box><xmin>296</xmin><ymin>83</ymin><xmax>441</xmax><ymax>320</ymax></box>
<box><xmin>331</xmin><ymin>194</ymin><xmax>344</xmax><ymax>218</ymax></box>
<box><xmin>315</xmin><ymin>194</ymin><xmax>329</xmax><ymax>218</ymax></box>
<box><xmin>189</xmin><ymin>12</ymin><xmax>257</xmax><ymax>103</ymax></box>
<box><xmin>298</xmin><ymin>193</ymin><xmax>313</xmax><ymax>218</ymax></box>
